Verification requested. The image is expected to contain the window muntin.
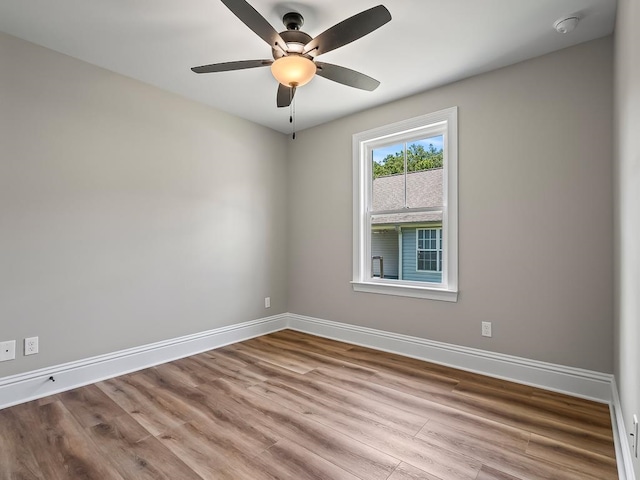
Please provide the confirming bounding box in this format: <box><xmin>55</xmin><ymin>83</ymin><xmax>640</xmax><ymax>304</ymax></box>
<box><xmin>352</xmin><ymin>107</ymin><xmax>458</xmax><ymax>301</ymax></box>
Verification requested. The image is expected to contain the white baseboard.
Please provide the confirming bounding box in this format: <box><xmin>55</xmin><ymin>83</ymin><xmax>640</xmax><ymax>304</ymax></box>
<box><xmin>0</xmin><ymin>314</ymin><xmax>287</xmax><ymax>410</ymax></box>
<box><xmin>0</xmin><ymin>311</ymin><xmax>614</xmax><ymax>408</ymax></box>
<box><xmin>286</xmin><ymin>313</ymin><xmax>614</xmax><ymax>403</ymax></box>
<box><xmin>610</xmin><ymin>377</ymin><xmax>637</xmax><ymax>480</ymax></box>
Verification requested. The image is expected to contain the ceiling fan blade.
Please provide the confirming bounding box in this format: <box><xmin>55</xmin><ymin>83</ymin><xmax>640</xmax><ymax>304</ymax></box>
<box><xmin>315</xmin><ymin>62</ymin><xmax>380</xmax><ymax>91</ymax></box>
<box><xmin>221</xmin><ymin>0</ymin><xmax>288</xmax><ymax>53</ymax></box>
<box><xmin>303</xmin><ymin>5</ymin><xmax>391</xmax><ymax>57</ymax></box>
<box><xmin>191</xmin><ymin>59</ymin><xmax>272</xmax><ymax>74</ymax></box>
<box><xmin>277</xmin><ymin>84</ymin><xmax>296</xmax><ymax>108</ymax></box>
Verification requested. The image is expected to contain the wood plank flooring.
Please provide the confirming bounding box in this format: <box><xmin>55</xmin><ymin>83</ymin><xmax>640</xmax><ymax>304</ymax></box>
<box><xmin>0</xmin><ymin>330</ymin><xmax>618</xmax><ymax>480</ymax></box>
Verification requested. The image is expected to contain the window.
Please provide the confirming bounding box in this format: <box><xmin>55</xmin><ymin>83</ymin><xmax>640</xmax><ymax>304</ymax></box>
<box><xmin>417</xmin><ymin>228</ymin><xmax>442</xmax><ymax>272</ymax></box>
<box><xmin>352</xmin><ymin>107</ymin><xmax>458</xmax><ymax>301</ymax></box>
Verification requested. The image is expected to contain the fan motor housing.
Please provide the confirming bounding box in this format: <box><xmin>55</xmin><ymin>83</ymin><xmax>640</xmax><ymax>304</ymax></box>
<box><xmin>272</xmin><ymin>29</ymin><xmax>314</xmax><ymax>59</ymax></box>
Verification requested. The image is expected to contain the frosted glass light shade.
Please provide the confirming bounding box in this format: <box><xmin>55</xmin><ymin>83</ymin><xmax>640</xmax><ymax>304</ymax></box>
<box><xmin>271</xmin><ymin>55</ymin><xmax>316</xmax><ymax>87</ymax></box>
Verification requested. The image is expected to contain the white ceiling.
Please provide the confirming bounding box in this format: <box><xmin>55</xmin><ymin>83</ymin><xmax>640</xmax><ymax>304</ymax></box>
<box><xmin>0</xmin><ymin>0</ymin><xmax>616</xmax><ymax>133</ymax></box>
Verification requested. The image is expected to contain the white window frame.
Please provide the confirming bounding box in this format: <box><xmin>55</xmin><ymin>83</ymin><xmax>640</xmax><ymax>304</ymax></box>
<box><xmin>352</xmin><ymin>107</ymin><xmax>458</xmax><ymax>302</ymax></box>
<box><xmin>416</xmin><ymin>228</ymin><xmax>442</xmax><ymax>273</ymax></box>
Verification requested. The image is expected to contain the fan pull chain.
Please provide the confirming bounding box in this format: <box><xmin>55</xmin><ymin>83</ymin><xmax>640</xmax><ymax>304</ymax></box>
<box><xmin>289</xmin><ymin>88</ymin><xmax>296</xmax><ymax>140</ymax></box>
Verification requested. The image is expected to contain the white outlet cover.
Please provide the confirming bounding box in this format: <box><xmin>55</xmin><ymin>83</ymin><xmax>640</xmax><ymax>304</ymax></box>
<box><xmin>634</xmin><ymin>414</ymin><xmax>639</xmax><ymax>457</ymax></box>
<box><xmin>24</xmin><ymin>336</ymin><xmax>39</xmax><ymax>355</ymax></box>
<box><xmin>482</xmin><ymin>322</ymin><xmax>492</xmax><ymax>337</ymax></box>
<box><xmin>265</xmin><ymin>297</ymin><xmax>271</xmax><ymax>308</ymax></box>
<box><xmin>0</xmin><ymin>340</ymin><xmax>16</xmax><ymax>361</ymax></box>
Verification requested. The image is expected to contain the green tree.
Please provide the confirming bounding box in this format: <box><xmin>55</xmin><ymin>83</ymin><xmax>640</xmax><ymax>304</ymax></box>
<box><xmin>373</xmin><ymin>142</ymin><xmax>443</xmax><ymax>178</ymax></box>
<box><xmin>373</xmin><ymin>151</ymin><xmax>403</xmax><ymax>178</ymax></box>
<box><xmin>408</xmin><ymin>143</ymin><xmax>443</xmax><ymax>172</ymax></box>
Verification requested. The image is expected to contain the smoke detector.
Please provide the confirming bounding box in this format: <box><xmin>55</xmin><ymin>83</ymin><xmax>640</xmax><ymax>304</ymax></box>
<box><xmin>554</xmin><ymin>16</ymin><xmax>580</xmax><ymax>34</ymax></box>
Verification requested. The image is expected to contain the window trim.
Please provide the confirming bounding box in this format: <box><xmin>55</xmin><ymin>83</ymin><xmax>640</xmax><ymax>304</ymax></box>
<box><xmin>352</xmin><ymin>107</ymin><xmax>458</xmax><ymax>302</ymax></box>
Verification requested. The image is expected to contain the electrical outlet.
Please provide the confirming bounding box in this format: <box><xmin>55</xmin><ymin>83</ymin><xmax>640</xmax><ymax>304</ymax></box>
<box><xmin>632</xmin><ymin>414</ymin><xmax>638</xmax><ymax>458</ymax></box>
<box><xmin>24</xmin><ymin>336</ymin><xmax>39</xmax><ymax>356</ymax></box>
<box><xmin>265</xmin><ymin>297</ymin><xmax>271</xmax><ymax>308</ymax></box>
<box><xmin>0</xmin><ymin>340</ymin><xmax>16</xmax><ymax>362</ymax></box>
<box><xmin>481</xmin><ymin>322</ymin><xmax>492</xmax><ymax>337</ymax></box>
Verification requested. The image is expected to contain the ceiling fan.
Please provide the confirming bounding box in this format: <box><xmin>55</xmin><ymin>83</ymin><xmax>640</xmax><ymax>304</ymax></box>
<box><xmin>191</xmin><ymin>0</ymin><xmax>392</xmax><ymax>108</ymax></box>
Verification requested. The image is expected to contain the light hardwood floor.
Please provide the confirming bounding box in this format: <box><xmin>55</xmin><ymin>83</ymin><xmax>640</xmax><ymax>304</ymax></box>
<box><xmin>0</xmin><ymin>330</ymin><xmax>618</xmax><ymax>480</ymax></box>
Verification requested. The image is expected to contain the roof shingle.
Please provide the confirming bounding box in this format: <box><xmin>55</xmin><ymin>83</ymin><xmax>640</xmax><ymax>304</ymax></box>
<box><xmin>372</xmin><ymin>168</ymin><xmax>443</xmax><ymax>225</ymax></box>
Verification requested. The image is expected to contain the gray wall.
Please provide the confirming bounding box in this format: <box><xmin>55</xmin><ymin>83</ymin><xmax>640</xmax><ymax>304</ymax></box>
<box><xmin>288</xmin><ymin>37</ymin><xmax>614</xmax><ymax>373</ymax></box>
<box><xmin>0</xmin><ymin>32</ymin><xmax>288</xmax><ymax>377</ymax></box>
<box><xmin>614</xmin><ymin>0</ymin><xmax>640</xmax><ymax>475</ymax></box>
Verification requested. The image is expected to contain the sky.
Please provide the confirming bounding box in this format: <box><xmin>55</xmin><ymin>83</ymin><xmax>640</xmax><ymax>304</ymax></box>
<box><xmin>372</xmin><ymin>135</ymin><xmax>444</xmax><ymax>164</ymax></box>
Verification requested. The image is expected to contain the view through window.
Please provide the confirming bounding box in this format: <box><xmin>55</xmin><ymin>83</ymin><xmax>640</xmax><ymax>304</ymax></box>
<box><xmin>371</xmin><ymin>136</ymin><xmax>444</xmax><ymax>284</ymax></box>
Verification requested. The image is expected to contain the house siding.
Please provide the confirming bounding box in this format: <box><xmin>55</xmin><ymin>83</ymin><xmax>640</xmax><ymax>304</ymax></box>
<box><xmin>401</xmin><ymin>227</ymin><xmax>442</xmax><ymax>283</ymax></box>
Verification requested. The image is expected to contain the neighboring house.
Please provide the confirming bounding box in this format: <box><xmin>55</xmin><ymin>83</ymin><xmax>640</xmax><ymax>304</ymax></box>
<box><xmin>371</xmin><ymin>168</ymin><xmax>443</xmax><ymax>283</ymax></box>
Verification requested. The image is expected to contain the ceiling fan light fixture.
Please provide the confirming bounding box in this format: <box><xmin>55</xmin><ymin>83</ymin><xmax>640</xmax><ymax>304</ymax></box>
<box><xmin>271</xmin><ymin>55</ymin><xmax>316</xmax><ymax>87</ymax></box>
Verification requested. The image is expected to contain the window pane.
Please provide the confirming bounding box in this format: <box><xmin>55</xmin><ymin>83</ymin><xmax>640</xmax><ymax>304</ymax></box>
<box><xmin>406</xmin><ymin>135</ymin><xmax>443</xmax><ymax>209</ymax></box>
<box><xmin>370</xmin><ymin>227</ymin><xmax>400</xmax><ymax>279</ymax></box>
<box><xmin>418</xmin><ymin>251</ymin><xmax>437</xmax><ymax>271</ymax></box>
<box><xmin>370</xmin><ymin>220</ymin><xmax>443</xmax><ymax>283</ymax></box>
<box><xmin>372</xmin><ymin>143</ymin><xmax>404</xmax><ymax>211</ymax></box>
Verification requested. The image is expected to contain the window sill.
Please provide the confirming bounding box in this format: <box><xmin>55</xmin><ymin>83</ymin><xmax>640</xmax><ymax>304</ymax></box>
<box><xmin>351</xmin><ymin>281</ymin><xmax>458</xmax><ymax>302</ymax></box>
